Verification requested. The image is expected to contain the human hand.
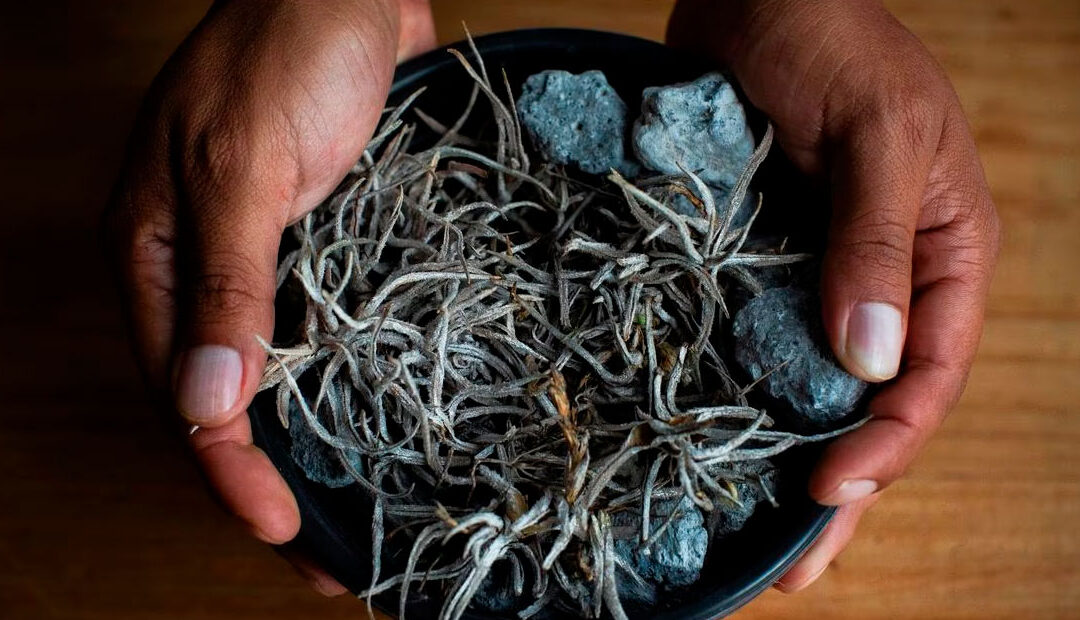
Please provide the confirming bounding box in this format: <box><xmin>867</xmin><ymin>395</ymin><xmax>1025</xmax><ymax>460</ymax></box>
<box><xmin>667</xmin><ymin>0</ymin><xmax>1000</xmax><ymax>592</ymax></box>
<box><xmin>104</xmin><ymin>0</ymin><xmax>435</xmax><ymax>594</ymax></box>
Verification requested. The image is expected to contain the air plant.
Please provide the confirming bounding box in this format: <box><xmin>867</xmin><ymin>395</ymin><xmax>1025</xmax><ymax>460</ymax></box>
<box><xmin>258</xmin><ymin>34</ymin><xmax>862</xmax><ymax>620</ymax></box>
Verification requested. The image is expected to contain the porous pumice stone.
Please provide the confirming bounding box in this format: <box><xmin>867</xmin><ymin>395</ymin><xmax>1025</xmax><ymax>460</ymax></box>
<box><xmin>611</xmin><ymin>464</ymin><xmax>778</xmax><ymax>607</ymax></box>
<box><xmin>733</xmin><ymin>287</ymin><xmax>867</xmax><ymax>426</ymax></box>
<box><xmin>613</xmin><ymin>496</ymin><xmax>709</xmax><ymax>605</ymax></box>
<box><xmin>633</xmin><ymin>72</ymin><xmax>754</xmax><ymax>188</ymax></box>
<box><xmin>517</xmin><ymin>69</ymin><xmax>637</xmax><ymax>175</ymax></box>
<box><xmin>288</xmin><ymin>403</ymin><xmax>363</xmax><ymax>488</ymax></box>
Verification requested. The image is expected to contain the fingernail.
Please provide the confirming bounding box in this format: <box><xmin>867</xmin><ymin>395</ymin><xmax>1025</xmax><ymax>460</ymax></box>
<box><xmin>310</xmin><ymin>576</ymin><xmax>348</xmax><ymax>597</ymax></box>
<box><xmin>776</xmin><ymin>562</ymin><xmax>828</xmax><ymax>593</ymax></box>
<box><xmin>174</xmin><ymin>345</ymin><xmax>243</xmax><ymax>424</ymax></box>
<box><xmin>820</xmin><ymin>478</ymin><xmax>878</xmax><ymax>506</ymax></box>
<box><xmin>846</xmin><ymin>302</ymin><xmax>903</xmax><ymax>380</ymax></box>
<box><xmin>800</xmin><ymin>562</ymin><xmax>830</xmax><ymax>590</ymax></box>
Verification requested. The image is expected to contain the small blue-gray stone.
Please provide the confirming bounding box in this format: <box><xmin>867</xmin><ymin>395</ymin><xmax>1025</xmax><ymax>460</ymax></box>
<box><xmin>633</xmin><ymin>73</ymin><xmax>754</xmax><ymax>188</ymax></box>
<box><xmin>517</xmin><ymin>70</ymin><xmax>633</xmax><ymax>175</ymax></box>
<box><xmin>288</xmin><ymin>403</ymin><xmax>363</xmax><ymax>488</ymax></box>
<box><xmin>614</xmin><ymin>496</ymin><xmax>708</xmax><ymax>594</ymax></box>
<box><xmin>732</xmin><ymin>287</ymin><xmax>867</xmax><ymax>425</ymax></box>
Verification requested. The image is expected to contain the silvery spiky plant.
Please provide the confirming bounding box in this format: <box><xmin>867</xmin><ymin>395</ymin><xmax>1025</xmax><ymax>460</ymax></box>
<box><xmin>257</xmin><ymin>34</ymin><xmax>861</xmax><ymax>620</ymax></box>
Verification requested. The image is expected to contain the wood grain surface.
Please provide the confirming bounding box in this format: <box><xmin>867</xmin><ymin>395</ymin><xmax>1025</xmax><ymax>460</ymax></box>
<box><xmin>0</xmin><ymin>1</ymin><xmax>1077</xmax><ymax>618</ymax></box>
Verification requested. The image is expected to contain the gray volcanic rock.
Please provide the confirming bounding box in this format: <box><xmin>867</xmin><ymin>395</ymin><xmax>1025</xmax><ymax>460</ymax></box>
<box><xmin>732</xmin><ymin>287</ymin><xmax>867</xmax><ymax>426</ymax></box>
<box><xmin>288</xmin><ymin>403</ymin><xmax>363</xmax><ymax>488</ymax></box>
<box><xmin>614</xmin><ymin>496</ymin><xmax>708</xmax><ymax>605</ymax></box>
<box><xmin>517</xmin><ymin>70</ymin><xmax>634</xmax><ymax>175</ymax></box>
<box><xmin>633</xmin><ymin>72</ymin><xmax>755</xmax><ymax>188</ymax></box>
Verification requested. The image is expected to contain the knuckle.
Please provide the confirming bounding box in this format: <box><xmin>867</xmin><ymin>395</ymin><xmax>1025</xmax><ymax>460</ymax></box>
<box><xmin>130</xmin><ymin>218</ymin><xmax>176</xmax><ymax>272</ymax></box>
<box><xmin>927</xmin><ymin>183</ymin><xmax>1001</xmax><ymax>282</ymax></box>
<box><xmin>107</xmin><ymin>199</ymin><xmax>177</xmax><ymax>294</ymax></box>
<box><xmin>838</xmin><ymin>213</ymin><xmax>913</xmax><ymax>278</ymax></box>
<box><xmin>925</xmin><ymin>167</ymin><xmax>980</xmax><ymax>221</ymax></box>
<box><xmin>191</xmin><ymin>252</ymin><xmax>272</xmax><ymax>323</ymax></box>
<box><xmin>867</xmin><ymin>85</ymin><xmax>947</xmax><ymax>158</ymax></box>
<box><xmin>184</xmin><ymin>120</ymin><xmax>244</xmax><ymax>198</ymax></box>
<box><xmin>955</xmin><ymin>204</ymin><xmax>1003</xmax><ymax>287</ymax></box>
<box><xmin>104</xmin><ymin>176</ymin><xmax>171</xmax><ymax>243</ymax></box>
<box><xmin>893</xmin><ymin>89</ymin><xmax>944</xmax><ymax>149</ymax></box>
<box><xmin>178</xmin><ymin>110</ymin><xmax>302</xmax><ymax>229</ymax></box>
<box><xmin>828</xmin><ymin>49</ymin><xmax>950</xmax><ymax>155</ymax></box>
<box><xmin>979</xmin><ymin>200</ymin><xmax>1003</xmax><ymax>260</ymax></box>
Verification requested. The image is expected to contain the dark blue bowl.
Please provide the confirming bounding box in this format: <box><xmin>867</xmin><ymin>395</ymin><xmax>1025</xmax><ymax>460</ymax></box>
<box><xmin>252</xmin><ymin>28</ymin><xmax>834</xmax><ymax>620</ymax></box>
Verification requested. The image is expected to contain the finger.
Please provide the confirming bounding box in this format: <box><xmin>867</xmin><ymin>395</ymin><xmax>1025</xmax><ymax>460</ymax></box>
<box><xmin>169</xmin><ymin>180</ymin><xmax>302</xmax><ymax>544</ymax></box>
<box><xmin>104</xmin><ymin>115</ymin><xmax>301</xmax><ymax>547</ymax></box>
<box><xmin>103</xmin><ymin>133</ymin><xmax>181</xmax><ymax>390</ymax></box>
<box><xmin>278</xmin><ymin>544</ymin><xmax>349</xmax><ymax>597</ymax></box>
<box><xmin>190</xmin><ymin>413</ymin><xmax>301</xmax><ymax>544</ymax></box>
<box><xmin>775</xmin><ymin>493</ymin><xmax>879</xmax><ymax>593</ymax></box>
<box><xmin>811</xmin><ymin>112</ymin><xmax>999</xmax><ymax>504</ymax></box>
<box><xmin>811</xmin><ymin>244</ymin><xmax>989</xmax><ymax>503</ymax></box>
<box><xmin>174</xmin><ymin>182</ymin><xmax>299</xmax><ymax>540</ymax></box>
<box><xmin>397</xmin><ymin>0</ymin><xmax>437</xmax><ymax>62</ymax></box>
<box><xmin>170</xmin><ymin>157</ymin><xmax>284</xmax><ymax>428</ymax></box>
<box><xmin>820</xmin><ymin>94</ymin><xmax>946</xmax><ymax>383</ymax></box>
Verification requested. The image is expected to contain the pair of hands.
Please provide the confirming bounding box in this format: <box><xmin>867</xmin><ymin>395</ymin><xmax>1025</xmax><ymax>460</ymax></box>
<box><xmin>104</xmin><ymin>0</ymin><xmax>999</xmax><ymax>597</ymax></box>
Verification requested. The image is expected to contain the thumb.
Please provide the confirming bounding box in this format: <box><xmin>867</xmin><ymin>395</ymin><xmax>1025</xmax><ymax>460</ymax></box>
<box><xmin>171</xmin><ymin>192</ymin><xmax>281</xmax><ymax>427</ymax></box>
<box><xmin>821</xmin><ymin>99</ymin><xmax>943</xmax><ymax>382</ymax></box>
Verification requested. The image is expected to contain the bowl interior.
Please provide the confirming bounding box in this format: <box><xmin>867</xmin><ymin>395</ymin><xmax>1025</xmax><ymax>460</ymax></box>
<box><xmin>251</xmin><ymin>28</ymin><xmax>835</xmax><ymax>620</ymax></box>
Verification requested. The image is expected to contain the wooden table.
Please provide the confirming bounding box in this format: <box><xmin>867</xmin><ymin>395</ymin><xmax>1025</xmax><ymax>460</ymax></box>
<box><xmin>1</xmin><ymin>1</ymin><xmax>1077</xmax><ymax>618</ymax></box>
